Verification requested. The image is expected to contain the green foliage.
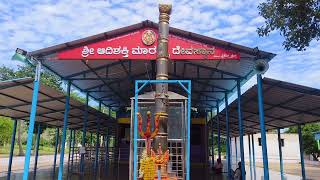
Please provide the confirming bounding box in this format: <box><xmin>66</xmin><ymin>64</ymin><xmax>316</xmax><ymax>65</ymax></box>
<box><xmin>0</xmin><ymin>64</ymin><xmax>62</xmax><ymax>90</ymax></box>
<box><xmin>258</xmin><ymin>0</ymin><xmax>320</xmax><ymax>51</ymax></box>
<box><xmin>0</xmin><ymin>117</ymin><xmax>13</xmax><ymax>145</ymax></box>
<box><xmin>286</xmin><ymin>123</ymin><xmax>320</xmax><ymax>160</ymax></box>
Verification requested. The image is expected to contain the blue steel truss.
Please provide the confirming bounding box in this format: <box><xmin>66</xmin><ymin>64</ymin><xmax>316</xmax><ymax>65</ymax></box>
<box><xmin>133</xmin><ymin>80</ymin><xmax>191</xmax><ymax>180</ymax></box>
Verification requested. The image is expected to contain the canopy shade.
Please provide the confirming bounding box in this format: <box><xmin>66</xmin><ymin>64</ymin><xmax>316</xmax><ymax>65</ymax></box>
<box><xmin>0</xmin><ymin>78</ymin><xmax>116</xmax><ymax>134</ymax></box>
<box><xmin>214</xmin><ymin>78</ymin><xmax>320</xmax><ymax>137</ymax></box>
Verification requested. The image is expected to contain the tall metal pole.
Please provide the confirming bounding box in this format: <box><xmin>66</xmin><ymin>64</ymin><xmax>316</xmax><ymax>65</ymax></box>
<box><xmin>217</xmin><ymin>106</ymin><xmax>221</xmax><ymax>160</ymax></box>
<box><xmin>237</xmin><ymin>80</ymin><xmax>246</xmax><ymax>180</ymax></box>
<box><xmin>80</xmin><ymin>93</ymin><xmax>89</xmax><ymax>173</ymax></box>
<box><xmin>33</xmin><ymin>124</ymin><xmax>41</xmax><ymax>178</ymax></box>
<box><xmin>53</xmin><ymin>128</ymin><xmax>59</xmax><ymax>176</ymax></box>
<box><xmin>71</xmin><ymin>129</ymin><xmax>76</xmax><ymax>172</ymax></box>
<box><xmin>154</xmin><ymin>4</ymin><xmax>172</xmax><ymax>179</ymax></box>
<box><xmin>235</xmin><ymin>137</ymin><xmax>238</xmax><ymax>162</ymax></box>
<box><xmin>94</xmin><ymin>102</ymin><xmax>102</xmax><ymax>172</ymax></box>
<box><xmin>68</xmin><ymin>129</ymin><xmax>73</xmax><ymax>172</ymax></box>
<box><xmin>251</xmin><ymin>134</ymin><xmax>257</xmax><ymax>180</ymax></box>
<box><xmin>225</xmin><ymin>93</ymin><xmax>231</xmax><ymax>179</ymax></box>
<box><xmin>205</xmin><ymin>110</ymin><xmax>209</xmax><ymax>166</ymax></box>
<box><xmin>257</xmin><ymin>74</ymin><xmax>269</xmax><ymax>180</ymax></box>
<box><xmin>298</xmin><ymin>125</ymin><xmax>306</xmax><ymax>180</ymax></box>
<box><xmin>277</xmin><ymin>128</ymin><xmax>284</xmax><ymax>180</ymax></box>
<box><xmin>248</xmin><ymin>135</ymin><xmax>253</xmax><ymax>180</ymax></box>
<box><xmin>23</xmin><ymin>61</ymin><xmax>41</xmax><ymax>180</ymax></box>
<box><xmin>211</xmin><ymin>109</ymin><xmax>214</xmax><ymax>167</ymax></box>
<box><xmin>7</xmin><ymin>119</ymin><xmax>17</xmax><ymax>180</ymax></box>
<box><xmin>154</xmin><ymin>3</ymin><xmax>171</xmax><ymax>153</ymax></box>
<box><xmin>58</xmin><ymin>81</ymin><xmax>71</xmax><ymax>180</ymax></box>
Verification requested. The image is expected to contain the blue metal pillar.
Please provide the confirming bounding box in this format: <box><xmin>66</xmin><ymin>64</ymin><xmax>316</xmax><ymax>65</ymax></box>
<box><xmin>235</xmin><ymin>137</ymin><xmax>238</xmax><ymax>162</ymax></box>
<box><xmin>237</xmin><ymin>80</ymin><xmax>246</xmax><ymax>180</ymax></box>
<box><xmin>225</xmin><ymin>93</ymin><xmax>231</xmax><ymax>179</ymax></box>
<box><xmin>7</xmin><ymin>119</ymin><xmax>17</xmax><ymax>180</ymax></box>
<box><xmin>133</xmin><ymin>82</ymin><xmax>139</xmax><ymax>180</ymax></box>
<box><xmin>80</xmin><ymin>93</ymin><xmax>89</xmax><ymax>173</ymax></box>
<box><xmin>57</xmin><ymin>81</ymin><xmax>71</xmax><ymax>180</ymax></box>
<box><xmin>186</xmin><ymin>81</ymin><xmax>191</xmax><ymax>180</ymax></box>
<box><xmin>105</xmin><ymin>130</ymin><xmax>109</xmax><ymax>173</ymax></box>
<box><xmin>251</xmin><ymin>134</ymin><xmax>257</xmax><ymax>180</ymax></box>
<box><xmin>248</xmin><ymin>135</ymin><xmax>253</xmax><ymax>180</ymax></box>
<box><xmin>230</xmin><ymin>137</ymin><xmax>232</xmax><ymax>169</ymax></box>
<box><xmin>68</xmin><ymin>129</ymin><xmax>73</xmax><ymax>171</ymax></box>
<box><xmin>298</xmin><ymin>125</ymin><xmax>306</xmax><ymax>180</ymax></box>
<box><xmin>277</xmin><ymin>128</ymin><xmax>284</xmax><ymax>180</ymax></box>
<box><xmin>94</xmin><ymin>102</ymin><xmax>102</xmax><ymax>172</ymax></box>
<box><xmin>257</xmin><ymin>74</ymin><xmax>269</xmax><ymax>180</ymax></box>
<box><xmin>33</xmin><ymin>124</ymin><xmax>41</xmax><ymax>177</ymax></box>
<box><xmin>217</xmin><ymin>106</ymin><xmax>221</xmax><ymax>160</ymax></box>
<box><xmin>211</xmin><ymin>109</ymin><xmax>214</xmax><ymax>167</ymax></box>
<box><xmin>23</xmin><ymin>62</ymin><xmax>42</xmax><ymax>180</ymax></box>
<box><xmin>53</xmin><ymin>128</ymin><xmax>59</xmax><ymax>176</ymax></box>
<box><xmin>71</xmin><ymin>129</ymin><xmax>76</xmax><ymax>172</ymax></box>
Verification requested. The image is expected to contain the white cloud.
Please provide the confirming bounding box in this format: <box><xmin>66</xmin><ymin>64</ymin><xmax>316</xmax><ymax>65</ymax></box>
<box><xmin>0</xmin><ymin>0</ymin><xmax>319</xmax><ymax>90</ymax></box>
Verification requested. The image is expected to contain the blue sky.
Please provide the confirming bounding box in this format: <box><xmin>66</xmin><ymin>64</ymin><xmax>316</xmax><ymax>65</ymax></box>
<box><xmin>0</xmin><ymin>0</ymin><xmax>319</xmax><ymax>89</ymax></box>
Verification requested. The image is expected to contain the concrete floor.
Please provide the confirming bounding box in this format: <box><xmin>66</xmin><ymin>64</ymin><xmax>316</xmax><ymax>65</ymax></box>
<box><xmin>1</xmin><ymin>157</ymin><xmax>318</xmax><ymax>179</ymax></box>
<box><xmin>1</xmin><ymin>161</ymin><xmax>228</xmax><ymax>180</ymax></box>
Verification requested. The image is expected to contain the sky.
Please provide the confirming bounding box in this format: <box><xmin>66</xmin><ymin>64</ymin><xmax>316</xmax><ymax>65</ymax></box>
<box><xmin>0</xmin><ymin>0</ymin><xmax>319</xmax><ymax>89</ymax></box>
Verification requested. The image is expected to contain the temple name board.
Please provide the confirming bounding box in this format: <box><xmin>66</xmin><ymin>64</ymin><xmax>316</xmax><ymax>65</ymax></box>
<box><xmin>57</xmin><ymin>29</ymin><xmax>240</xmax><ymax>61</ymax></box>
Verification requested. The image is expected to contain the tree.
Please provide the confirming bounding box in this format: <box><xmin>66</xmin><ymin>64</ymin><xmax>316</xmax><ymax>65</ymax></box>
<box><xmin>17</xmin><ymin>120</ymin><xmax>24</xmax><ymax>156</ymax></box>
<box><xmin>286</xmin><ymin>123</ymin><xmax>320</xmax><ymax>161</ymax></box>
<box><xmin>0</xmin><ymin>117</ymin><xmax>13</xmax><ymax>146</ymax></box>
<box><xmin>0</xmin><ymin>64</ymin><xmax>62</xmax><ymax>154</ymax></box>
<box><xmin>0</xmin><ymin>64</ymin><xmax>62</xmax><ymax>91</ymax></box>
<box><xmin>257</xmin><ymin>0</ymin><xmax>320</xmax><ymax>51</ymax></box>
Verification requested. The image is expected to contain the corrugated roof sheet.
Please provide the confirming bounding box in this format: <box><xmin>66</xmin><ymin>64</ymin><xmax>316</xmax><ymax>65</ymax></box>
<box><xmin>214</xmin><ymin>78</ymin><xmax>320</xmax><ymax>137</ymax></box>
<box><xmin>0</xmin><ymin>78</ymin><xmax>116</xmax><ymax>134</ymax></box>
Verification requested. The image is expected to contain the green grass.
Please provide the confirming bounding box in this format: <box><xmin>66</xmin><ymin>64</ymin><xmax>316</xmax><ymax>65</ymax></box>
<box><xmin>0</xmin><ymin>145</ymin><xmax>69</xmax><ymax>157</ymax></box>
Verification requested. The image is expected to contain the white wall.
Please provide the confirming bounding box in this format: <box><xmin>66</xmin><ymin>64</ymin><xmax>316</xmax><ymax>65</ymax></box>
<box><xmin>230</xmin><ymin>133</ymin><xmax>301</xmax><ymax>166</ymax></box>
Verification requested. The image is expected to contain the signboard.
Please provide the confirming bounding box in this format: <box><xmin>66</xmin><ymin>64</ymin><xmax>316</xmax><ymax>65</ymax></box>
<box><xmin>57</xmin><ymin>28</ymin><xmax>240</xmax><ymax>61</ymax></box>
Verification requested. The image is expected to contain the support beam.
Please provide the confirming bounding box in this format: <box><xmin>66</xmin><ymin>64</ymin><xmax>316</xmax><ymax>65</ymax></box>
<box><xmin>237</xmin><ymin>80</ymin><xmax>246</xmax><ymax>180</ymax></box>
<box><xmin>71</xmin><ymin>130</ymin><xmax>76</xmax><ymax>172</ymax></box>
<box><xmin>7</xmin><ymin>119</ymin><xmax>17</xmax><ymax>180</ymax></box>
<box><xmin>225</xmin><ymin>93</ymin><xmax>231</xmax><ymax>179</ymax></box>
<box><xmin>68</xmin><ymin>129</ymin><xmax>73</xmax><ymax>172</ymax></box>
<box><xmin>53</xmin><ymin>128</ymin><xmax>59</xmax><ymax>177</ymax></box>
<box><xmin>251</xmin><ymin>134</ymin><xmax>257</xmax><ymax>180</ymax></box>
<box><xmin>211</xmin><ymin>109</ymin><xmax>214</xmax><ymax>167</ymax></box>
<box><xmin>298</xmin><ymin>125</ymin><xmax>306</xmax><ymax>180</ymax></box>
<box><xmin>248</xmin><ymin>135</ymin><xmax>253</xmax><ymax>180</ymax></box>
<box><xmin>217</xmin><ymin>106</ymin><xmax>221</xmax><ymax>160</ymax></box>
<box><xmin>235</xmin><ymin>137</ymin><xmax>238</xmax><ymax>162</ymax></box>
<box><xmin>80</xmin><ymin>93</ymin><xmax>89</xmax><ymax>173</ymax></box>
<box><xmin>23</xmin><ymin>62</ymin><xmax>41</xmax><ymax>180</ymax></box>
<box><xmin>277</xmin><ymin>128</ymin><xmax>284</xmax><ymax>180</ymax></box>
<box><xmin>94</xmin><ymin>102</ymin><xmax>102</xmax><ymax>172</ymax></box>
<box><xmin>257</xmin><ymin>75</ymin><xmax>269</xmax><ymax>180</ymax></box>
<box><xmin>33</xmin><ymin>124</ymin><xmax>41</xmax><ymax>178</ymax></box>
<box><xmin>58</xmin><ymin>81</ymin><xmax>71</xmax><ymax>180</ymax></box>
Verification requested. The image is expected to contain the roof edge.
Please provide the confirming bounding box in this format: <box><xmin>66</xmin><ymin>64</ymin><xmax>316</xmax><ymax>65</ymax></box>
<box><xmin>30</xmin><ymin>20</ymin><xmax>276</xmax><ymax>59</ymax></box>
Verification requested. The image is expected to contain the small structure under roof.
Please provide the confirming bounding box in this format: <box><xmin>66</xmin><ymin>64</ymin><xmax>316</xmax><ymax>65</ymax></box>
<box><xmin>0</xmin><ymin>78</ymin><xmax>116</xmax><ymax>134</ymax></box>
<box><xmin>215</xmin><ymin>77</ymin><xmax>320</xmax><ymax>137</ymax></box>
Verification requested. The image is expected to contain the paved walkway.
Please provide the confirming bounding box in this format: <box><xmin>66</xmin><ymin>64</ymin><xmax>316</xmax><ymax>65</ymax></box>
<box><xmin>0</xmin><ymin>154</ymin><xmax>70</xmax><ymax>177</ymax></box>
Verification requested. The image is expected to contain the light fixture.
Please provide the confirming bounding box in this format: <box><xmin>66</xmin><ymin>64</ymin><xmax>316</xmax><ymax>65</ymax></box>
<box><xmin>11</xmin><ymin>48</ymin><xmax>28</xmax><ymax>63</ymax></box>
